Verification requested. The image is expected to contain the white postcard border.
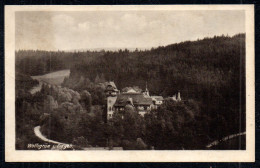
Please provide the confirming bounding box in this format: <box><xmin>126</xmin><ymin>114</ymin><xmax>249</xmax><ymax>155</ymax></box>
<box><xmin>5</xmin><ymin>5</ymin><xmax>255</xmax><ymax>162</ymax></box>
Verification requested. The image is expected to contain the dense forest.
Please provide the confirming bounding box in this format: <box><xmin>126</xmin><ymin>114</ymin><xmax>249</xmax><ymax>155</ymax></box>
<box><xmin>15</xmin><ymin>34</ymin><xmax>246</xmax><ymax>150</ymax></box>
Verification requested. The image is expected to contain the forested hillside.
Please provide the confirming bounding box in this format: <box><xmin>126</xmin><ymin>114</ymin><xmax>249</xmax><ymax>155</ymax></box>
<box><xmin>15</xmin><ymin>34</ymin><xmax>246</xmax><ymax>149</ymax></box>
<box><xmin>64</xmin><ymin>34</ymin><xmax>246</xmax><ymax>140</ymax></box>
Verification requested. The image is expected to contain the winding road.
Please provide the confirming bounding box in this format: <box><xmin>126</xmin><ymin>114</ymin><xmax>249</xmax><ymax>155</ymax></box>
<box><xmin>30</xmin><ymin>70</ymin><xmax>71</xmax><ymax>145</ymax></box>
<box><xmin>34</xmin><ymin>126</ymin><xmax>65</xmax><ymax>144</ymax></box>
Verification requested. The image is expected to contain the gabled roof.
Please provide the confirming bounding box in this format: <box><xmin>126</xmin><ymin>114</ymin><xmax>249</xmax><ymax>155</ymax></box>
<box><xmin>151</xmin><ymin>96</ymin><xmax>164</xmax><ymax>101</ymax></box>
<box><xmin>126</xmin><ymin>88</ymin><xmax>137</xmax><ymax>93</ymax></box>
<box><xmin>114</xmin><ymin>93</ymin><xmax>153</xmax><ymax>107</ymax></box>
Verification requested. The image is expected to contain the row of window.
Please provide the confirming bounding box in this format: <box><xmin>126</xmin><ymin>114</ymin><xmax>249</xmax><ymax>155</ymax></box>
<box><xmin>108</xmin><ymin>106</ymin><xmax>115</xmax><ymax>111</ymax></box>
<box><xmin>108</xmin><ymin>106</ymin><xmax>153</xmax><ymax>112</ymax></box>
<box><xmin>108</xmin><ymin>111</ymin><xmax>149</xmax><ymax>118</ymax></box>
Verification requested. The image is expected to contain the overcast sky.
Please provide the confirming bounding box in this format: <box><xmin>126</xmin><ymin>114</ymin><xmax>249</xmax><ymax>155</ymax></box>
<box><xmin>15</xmin><ymin>10</ymin><xmax>245</xmax><ymax>51</ymax></box>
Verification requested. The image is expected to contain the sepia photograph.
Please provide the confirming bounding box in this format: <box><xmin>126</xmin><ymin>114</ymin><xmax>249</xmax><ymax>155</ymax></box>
<box><xmin>5</xmin><ymin>5</ymin><xmax>255</xmax><ymax>162</ymax></box>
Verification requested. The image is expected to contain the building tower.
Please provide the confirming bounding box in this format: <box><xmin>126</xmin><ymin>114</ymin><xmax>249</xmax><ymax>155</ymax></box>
<box><xmin>177</xmin><ymin>91</ymin><xmax>181</xmax><ymax>101</ymax></box>
<box><xmin>105</xmin><ymin>81</ymin><xmax>118</xmax><ymax>120</ymax></box>
<box><xmin>143</xmin><ymin>82</ymin><xmax>150</xmax><ymax>97</ymax></box>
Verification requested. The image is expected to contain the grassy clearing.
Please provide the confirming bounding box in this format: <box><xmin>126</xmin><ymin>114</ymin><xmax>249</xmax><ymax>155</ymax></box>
<box><xmin>31</xmin><ymin>69</ymin><xmax>70</xmax><ymax>85</ymax></box>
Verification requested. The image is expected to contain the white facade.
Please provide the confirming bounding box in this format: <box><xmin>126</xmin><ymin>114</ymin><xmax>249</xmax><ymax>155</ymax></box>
<box><xmin>107</xmin><ymin>96</ymin><xmax>117</xmax><ymax>119</ymax></box>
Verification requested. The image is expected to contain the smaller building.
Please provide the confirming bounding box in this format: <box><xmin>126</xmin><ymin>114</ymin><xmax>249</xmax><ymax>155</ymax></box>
<box><xmin>151</xmin><ymin>96</ymin><xmax>164</xmax><ymax>109</ymax></box>
<box><xmin>165</xmin><ymin>91</ymin><xmax>181</xmax><ymax>102</ymax></box>
<box><xmin>151</xmin><ymin>96</ymin><xmax>164</xmax><ymax>105</ymax></box>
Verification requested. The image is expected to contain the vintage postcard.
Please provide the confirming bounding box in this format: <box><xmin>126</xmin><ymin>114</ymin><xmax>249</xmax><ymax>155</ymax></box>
<box><xmin>5</xmin><ymin>5</ymin><xmax>255</xmax><ymax>162</ymax></box>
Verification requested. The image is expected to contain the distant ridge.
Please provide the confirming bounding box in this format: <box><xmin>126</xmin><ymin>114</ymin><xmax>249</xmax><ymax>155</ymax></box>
<box><xmin>65</xmin><ymin>47</ymin><xmax>152</xmax><ymax>52</ymax></box>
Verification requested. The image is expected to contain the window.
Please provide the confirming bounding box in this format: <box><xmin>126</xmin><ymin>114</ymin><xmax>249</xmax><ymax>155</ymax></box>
<box><xmin>109</xmin><ymin>106</ymin><xmax>112</xmax><ymax>111</ymax></box>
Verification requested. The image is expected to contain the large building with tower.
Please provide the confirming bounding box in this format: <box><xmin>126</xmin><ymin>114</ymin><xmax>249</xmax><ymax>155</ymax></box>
<box><xmin>105</xmin><ymin>81</ymin><xmax>181</xmax><ymax>120</ymax></box>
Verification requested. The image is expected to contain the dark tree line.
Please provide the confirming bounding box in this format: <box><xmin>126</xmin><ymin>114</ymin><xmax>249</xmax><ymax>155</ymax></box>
<box><xmin>16</xmin><ymin>50</ymin><xmax>105</xmax><ymax>76</ymax></box>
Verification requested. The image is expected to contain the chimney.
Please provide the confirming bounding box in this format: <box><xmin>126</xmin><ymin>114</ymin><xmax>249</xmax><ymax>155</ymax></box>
<box><xmin>177</xmin><ymin>91</ymin><xmax>181</xmax><ymax>101</ymax></box>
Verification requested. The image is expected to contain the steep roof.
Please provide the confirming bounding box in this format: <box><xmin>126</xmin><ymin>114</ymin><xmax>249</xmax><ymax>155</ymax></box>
<box><xmin>105</xmin><ymin>81</ymin><xmax>117</xmax><ymax>89</ymax></box>
<box><xmin>107</xmin><ymin>81</ymin><xmax>117</xmax><ymax>88</ymax></box>
<box><xmin>105</xmin><ymin>81</ymin><xmax>118</xmax><ymax>92</ymax></box>
<box><xmin>114</xmin><ymin>93</ymin><xmax>153</xmax><ymax>107</ymax></box>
